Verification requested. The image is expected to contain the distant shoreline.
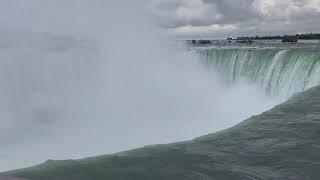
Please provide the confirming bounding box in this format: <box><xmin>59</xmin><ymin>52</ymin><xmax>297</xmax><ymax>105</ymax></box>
<box><xmin>184</xmin><ymin>39</ymin><xmax>320</xmax><ymax>49</ymax></box>
<box><xmin>234</xmin><ymin>33</ymin><xmax>320</xmax><ymax>40</ymax></box>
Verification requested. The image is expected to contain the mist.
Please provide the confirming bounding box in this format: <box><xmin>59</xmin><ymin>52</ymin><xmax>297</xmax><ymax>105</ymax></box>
<box><xmin>0</xmin><ymin>0</ymin><xmax>278</xmax><ymax>171</ymax></box>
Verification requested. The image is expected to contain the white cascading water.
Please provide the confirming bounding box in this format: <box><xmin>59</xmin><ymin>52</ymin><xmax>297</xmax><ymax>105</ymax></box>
<box><xmin>198</xmin><ymin>48</ymin><xmax>320</xmax><ymax>100</ymax></box>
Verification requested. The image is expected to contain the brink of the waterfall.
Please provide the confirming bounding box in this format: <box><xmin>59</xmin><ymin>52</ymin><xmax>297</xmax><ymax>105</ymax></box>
<box><xmin>3</xmin><ymin>85</ymin><xmax>320</xmax><ymax>180</ymax></box>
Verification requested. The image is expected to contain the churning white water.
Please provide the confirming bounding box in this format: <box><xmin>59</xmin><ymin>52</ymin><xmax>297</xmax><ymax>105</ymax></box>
<box><xmin>198</xmin><ymin>48</ymin><xmax>320</xmax><ymax>101</ymax></box>
<box><xmin>0</xmin><ymin>1</ymin><xmax>278</xmax><ymax>171</ymax></box>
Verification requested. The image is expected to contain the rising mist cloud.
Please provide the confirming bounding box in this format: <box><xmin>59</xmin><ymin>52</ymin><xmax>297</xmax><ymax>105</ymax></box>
<box><xmin>0</xmin><ymin>0</ymin><xmax>277</xmax><ymax>171</ymax></box>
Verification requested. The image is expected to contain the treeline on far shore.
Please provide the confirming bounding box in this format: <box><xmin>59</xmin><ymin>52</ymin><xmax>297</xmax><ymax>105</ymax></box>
<box><xmin>236</xmin><ymin>33</ymin><xmax>320</xmax><ymax>40</ymax></box>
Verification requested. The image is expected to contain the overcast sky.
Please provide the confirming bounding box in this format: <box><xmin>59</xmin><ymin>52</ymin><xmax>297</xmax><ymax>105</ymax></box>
<box><xmin>151</xmin><ymin>0</ymin><xmax>320</xmax><ymax>38</ymax></box>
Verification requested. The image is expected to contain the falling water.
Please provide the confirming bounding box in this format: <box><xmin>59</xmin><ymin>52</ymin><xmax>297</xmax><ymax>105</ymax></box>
<box><xmin>198</xmin><ymin>48</ymin><xmax>320</xmax><ymax>100</ymax></box>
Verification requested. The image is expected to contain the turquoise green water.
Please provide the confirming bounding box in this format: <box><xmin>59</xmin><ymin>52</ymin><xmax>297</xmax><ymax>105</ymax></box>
<box><xmin>4</xmin><ymin>86</ymin><xmax>320</xmax><ymax>180</ymax></box>
<box><xmin>197</xmin><ymin>48</ymin><xmax>320</xmax><ymax>100</ymax></box>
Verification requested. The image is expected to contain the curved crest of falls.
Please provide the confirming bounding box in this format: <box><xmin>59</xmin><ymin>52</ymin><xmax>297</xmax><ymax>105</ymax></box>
<box><xmin>197</xmin><ymin>48</ymin><xmax>320</xmax><ymax>100</ymax></box>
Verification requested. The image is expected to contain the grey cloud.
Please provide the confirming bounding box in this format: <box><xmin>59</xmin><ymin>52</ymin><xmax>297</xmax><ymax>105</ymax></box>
<box><xmin>151</xmin><ymin>0</ymin><xmax>224</xmax><ymax>28</ymax></box>
<box><xmin>152</xmin><ymin>0</ymin><xmax>256</xmax><ymax>27</ymax></box>
<box><xmin>152</xmin><ymin>0</ymin><xmax>320</xmax><ymax>37</ymax></box>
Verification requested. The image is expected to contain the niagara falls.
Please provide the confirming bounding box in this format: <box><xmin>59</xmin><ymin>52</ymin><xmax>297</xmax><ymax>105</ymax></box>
<box><xmin>1</xmin><ymin>0</ymin><xmax>320</xmax><ymax>180</ymax></box>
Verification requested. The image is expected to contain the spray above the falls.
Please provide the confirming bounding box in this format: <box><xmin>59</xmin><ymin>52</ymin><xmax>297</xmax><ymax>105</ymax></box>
<box><xmin>198</xmin><ymin>48</ymin><xmax>320</xmax><ymax>100</ymax></box>
<box><xmin>0</xmin><ymin>0</ymin><xmax>278</xmax><ymax>171</ymax></box>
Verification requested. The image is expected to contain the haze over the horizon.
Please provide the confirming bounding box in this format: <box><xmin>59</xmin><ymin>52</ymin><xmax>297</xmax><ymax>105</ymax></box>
<box><xmin>151</xmin><ymin>0</ymin><xmax>320</xmax><ymax>38</ymax></box>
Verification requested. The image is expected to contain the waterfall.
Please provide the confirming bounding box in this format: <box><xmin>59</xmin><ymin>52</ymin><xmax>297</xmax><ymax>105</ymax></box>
<box><xmin>197</xmin><ymin>48</ymin><xmax>320</xmax><ymax>100</ymax></box>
